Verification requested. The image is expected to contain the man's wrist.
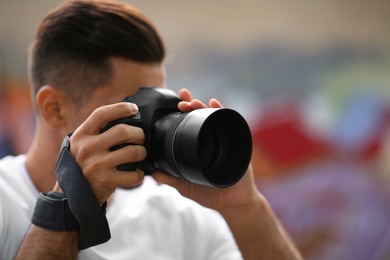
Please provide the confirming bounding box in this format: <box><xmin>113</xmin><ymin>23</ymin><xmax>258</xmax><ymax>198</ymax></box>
<box><xmin>218</xmin><ymin>191</ymin><xmax>265</xmax><ymax>218</ymax></box>
<box><xmin>16</xmin><ymin>225</ymin><xmax>79</xmax><ymax>260</ymax></box>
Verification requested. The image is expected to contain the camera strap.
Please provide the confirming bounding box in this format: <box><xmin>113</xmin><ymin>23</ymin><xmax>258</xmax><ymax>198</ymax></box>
<box><xmin>56</xmin><ymin>135</ymin><xmax>111</xmax><ymax>249</ymax></box>
<box><xmin>32</xmin><ymin>191</ymin><xmax>79</xmax><ymax>231</ymax></box>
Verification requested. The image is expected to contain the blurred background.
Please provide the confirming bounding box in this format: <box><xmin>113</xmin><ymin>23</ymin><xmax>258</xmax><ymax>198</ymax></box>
<box><xmin>2</xmin><ymin>0</ymin><xmax>390</xmax><ymax>258</ymax></box>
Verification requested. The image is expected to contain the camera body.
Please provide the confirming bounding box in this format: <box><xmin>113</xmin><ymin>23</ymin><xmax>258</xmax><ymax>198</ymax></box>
<box><xmin>102</xmin><ymin>87</ymin><xmax>183</xmax><ymax>176</ymax></box>
<box><xmin>101</xmin><ymin>87</ymin><xmax>252</xmax><ymax>187</ymax></box>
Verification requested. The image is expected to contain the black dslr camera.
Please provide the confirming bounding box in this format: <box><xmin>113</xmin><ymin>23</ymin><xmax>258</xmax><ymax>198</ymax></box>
<box><xmin>101</xmin><ymin>87</ymin><xmax>252</xmax><ymax>187</ymax></box>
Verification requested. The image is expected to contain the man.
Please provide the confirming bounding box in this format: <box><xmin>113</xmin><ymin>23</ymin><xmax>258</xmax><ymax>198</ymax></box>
<box><xmin>0</xmin><ymin>0</ymin><xmax>301</xmax><ymax>259</ymax></box>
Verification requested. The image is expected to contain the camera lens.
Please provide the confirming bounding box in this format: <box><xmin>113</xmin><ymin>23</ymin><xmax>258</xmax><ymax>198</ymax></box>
<box><xmin>197</xmin><ymin>120</ymin><xmax>225</xmax><ymax>178</ymax></box>
<box><xmin>151</xmin><ymin>108</ymin><xmax>252</xmax><ymax>187</ymax></box>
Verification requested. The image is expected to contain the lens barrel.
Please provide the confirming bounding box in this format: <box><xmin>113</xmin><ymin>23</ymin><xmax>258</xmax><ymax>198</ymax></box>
<box><xmin>152</xmin><ymin>108</ymin><xmax>252</xmax><ymax>187</ymax></box>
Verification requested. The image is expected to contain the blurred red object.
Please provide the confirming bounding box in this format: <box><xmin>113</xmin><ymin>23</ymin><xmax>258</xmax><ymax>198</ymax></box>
<box><xmin>251</xmin><ymin>99</ymin><xmax>329</xmax><ymax>178</ymax></box>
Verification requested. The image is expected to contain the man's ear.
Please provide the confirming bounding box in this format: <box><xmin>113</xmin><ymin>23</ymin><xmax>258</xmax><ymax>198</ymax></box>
<box><xmin>36</xmin><ymin>85</ymin><xmax>73</xmax><ymax>130</ymax></box>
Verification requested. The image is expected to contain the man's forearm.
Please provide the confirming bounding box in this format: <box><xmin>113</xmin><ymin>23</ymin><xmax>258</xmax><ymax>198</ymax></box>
<box><xmin>16</xmin><ymin>225</ymin><xmax>79</xmax><ymax>260</ymax></box>
<box><xmin>221</xmin><ymin>194</ymin><xmax>302</xmax><ymax>260</ymax></box>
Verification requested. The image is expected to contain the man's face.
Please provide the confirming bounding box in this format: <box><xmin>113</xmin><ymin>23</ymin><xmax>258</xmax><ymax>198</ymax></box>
<box><xmin>68</xmin><ymin>57</ymin><xmax>166</xmax><ymax>130</ymax></box>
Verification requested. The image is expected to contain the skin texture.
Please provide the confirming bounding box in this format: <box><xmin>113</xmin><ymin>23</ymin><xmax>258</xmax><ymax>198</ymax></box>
<box><xmin>16</xmin><ymin>58</ymin><xmax>302</xmax><ymax>259</ymax></box>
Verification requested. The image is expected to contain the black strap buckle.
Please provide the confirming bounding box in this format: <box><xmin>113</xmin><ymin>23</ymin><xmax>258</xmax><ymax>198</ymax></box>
<box><xmin>32</xmin><ymin>191</ymin><xmax>79</xmax><ymax>231</ymax></box>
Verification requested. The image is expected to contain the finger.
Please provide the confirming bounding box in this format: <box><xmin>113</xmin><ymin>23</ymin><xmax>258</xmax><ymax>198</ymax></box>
<box><xmin>80</xmin><ymin>144</ymin><xmax>146</xmax><ymax>176</ymax></box>
<box><xmin>152</xmin><ymin>171</ymin><xmax>193</xmax><ymax>198</ymax></box>
<box><xmin>178</xmin><ymin>101</ymin><xmax>193</xmax><ymax>112</ymax></box>
<box><xmin>78</xmin><ymin>103</ymin><xmax>138</xmax><ymax>135</ymax></box>
<box><xmin>179</xmin><ymin>88</ymin><xmax>193</xmax><ymax>102</ymax></box>
<box><xmin>91</xmin><ymin>168</ymin><xmax>145</xmax><ymax>203</ymax></box>
<box><xmin>178</xmin><ymin>99</ymin><xmax>207</xmax><ymax>112</ymax></box>
<box><xmin>152</xmin><ymin>171</ymin><xmax>181</xmax><ymax>187</ymax></box>
<box><xmin>111</xmin><ymin>168</ymin><xmax>145</xmax><ymax>188</ymax></box>
<box><xmin>190</xmin><ymin>99</ymin><xmax>207</xmax><ymax>109</ymax></box>
<box><xmin>209</xmin><ymin>98</ymin><xmax>223</xmax><ymax>108</ymax></box>
<box><xmin>103</xmin><ymin>144</ymin><xmax>147</xmax><ymax>168</ymax></box>
<box><xmin>99</xmin><ymin>124</ymin><xmax>145</xmax><ymax>149</ymax></box>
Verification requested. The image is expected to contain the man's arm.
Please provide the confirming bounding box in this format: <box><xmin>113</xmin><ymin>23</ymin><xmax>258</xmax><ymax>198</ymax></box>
<box><xmin>16</xmin><ymin>226</ymin><xmax>79</xmax><ymax>260</ymax></box>
<box><xmin>219</xmin><ymin>185</ymin><xmax>301</xmax><ymax>259</ymax></box>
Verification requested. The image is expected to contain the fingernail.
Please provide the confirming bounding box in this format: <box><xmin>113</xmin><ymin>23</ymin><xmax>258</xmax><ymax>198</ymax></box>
<box><xmin>128</xmin><ymin>103</ymin><xmax>138</xmax><ymax>113</ymax></box>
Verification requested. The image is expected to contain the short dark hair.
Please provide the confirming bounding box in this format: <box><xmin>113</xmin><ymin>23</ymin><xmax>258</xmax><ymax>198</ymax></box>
<box><xmin>29</xmin><ymin>0</ymin><xmax>165</xmax><ymax>108</ymax></box>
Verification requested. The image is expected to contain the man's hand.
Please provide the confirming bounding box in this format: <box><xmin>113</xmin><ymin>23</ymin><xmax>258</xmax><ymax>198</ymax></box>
<box><xmin>68</xmin><ymin>102</ymin><xmax>146</xmax><ymax>205</ymax></box>
<box><xmin>152</xmin><ymin>88</ymin><xmax>259</xmax><ymax>211</ymax></box>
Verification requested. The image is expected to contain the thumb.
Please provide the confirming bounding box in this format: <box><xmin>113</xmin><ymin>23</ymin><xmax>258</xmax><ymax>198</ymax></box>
<box><xmin>152</xmin><ymin>171</ymin><xmax>180</xmax><ymax>186</ymax></box>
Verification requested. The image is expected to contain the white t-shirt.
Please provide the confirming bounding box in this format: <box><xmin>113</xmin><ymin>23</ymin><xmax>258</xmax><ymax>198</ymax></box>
<box><xmin>0</xmin><ymin>155</ymin><xmax>242</xmax><ymax>260</ymax></box>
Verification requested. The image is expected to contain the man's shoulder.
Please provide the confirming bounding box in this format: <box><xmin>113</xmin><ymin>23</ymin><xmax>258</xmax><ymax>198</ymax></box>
<box><xmin>0</xmin><ymin>154</ymin><xmax>38</xmax><ymax>203</ymax></box>
<box><xmin>0</xmin><ymin>155</ymin><xmax>25</xmax><ymax>177</ymax></box>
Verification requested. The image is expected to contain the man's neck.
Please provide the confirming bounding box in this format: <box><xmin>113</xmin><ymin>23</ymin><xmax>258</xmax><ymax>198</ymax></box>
<box><xmin>25</xmin><ymin>130</ymin><xmax>62</xmax><ymax>193</ymax></box>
